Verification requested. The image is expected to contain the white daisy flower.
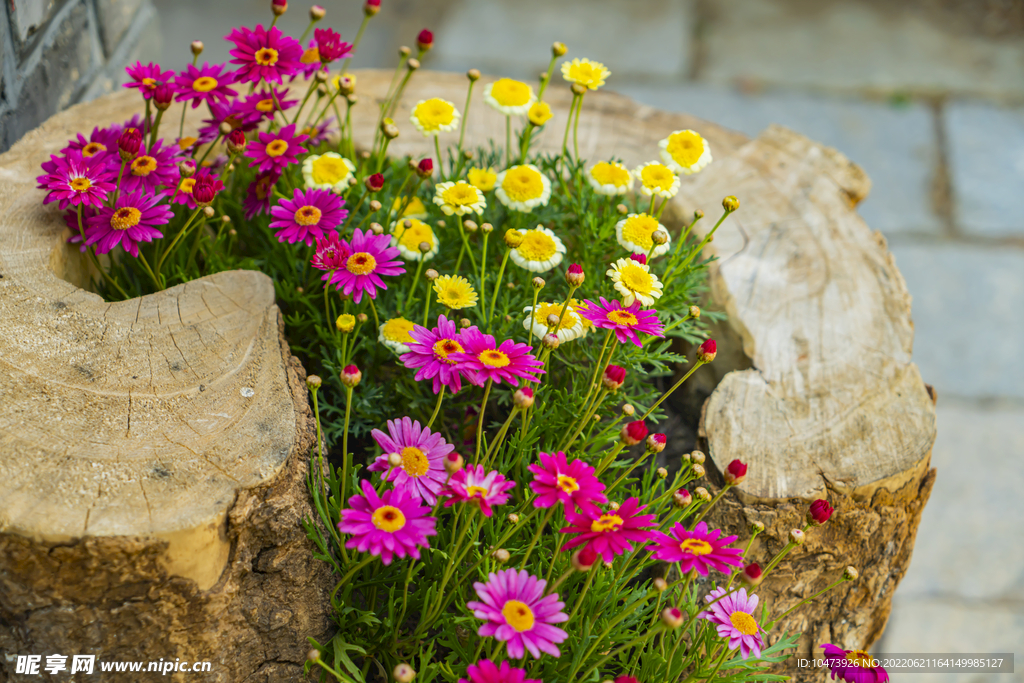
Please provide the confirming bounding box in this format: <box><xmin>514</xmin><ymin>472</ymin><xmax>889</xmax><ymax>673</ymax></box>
<box><xmin>410</xmin><ymin>98</ymin><xmax>461</xmax><ymax>137</ymax></box>
<box><xmin>484</xmin><ymin>78</ymin><xmax>537</xmax><ymax>117</ymax></box>
<box><xmin>390</xmin><ymin>218</ymin><xmax>439</xmax><ymax>261</ymax></box>
<box><xmin>510</xmin><ymin>225</ymin><xmax>566</xmax><ymax>273</ymax></box>
<box><xmin>616</xmin><ymin>213</ymin><xmax>671</xmax><ymax>258</ymax></box>
<box><xmin>633</xmin><ymin>161</ymin><xmax>680</xmax><ymax>199</ymax></box>
<box><xmin>587</xmin><ymin>161</ymin><xmax>633</xmax><ymax>196</ymax></box>
<box><xmin>378</xmin><ymin>317</ymin><xmax>417</xmax><ymax>354</ymax></box>
<box><xmin>495</xmin><ymin>164</ymin><xmax>551</xmax><ymax>213</ymax></box>
<box><xmin>522</xmin><ymin>301</ymin><xmax>585</xmax><ymax>343</ymax></box>
<box><xmin>606</xmin><ymin>257</ymin><xmax>664</xmax><ymax>307</ymax></box>
<box><xmin>433</xmin><ymin>181</ymin><xmax>486</xmax><ymax>216</ymax></box>
<box><xmin>302</xmin><ymin>152</ymin><xmax>356</xmax><ymax>193</ymax></box>
<box><xmin>659</xmin><ymin>129</ymin><xmax>712</xmax><ymax>175</ymax></box>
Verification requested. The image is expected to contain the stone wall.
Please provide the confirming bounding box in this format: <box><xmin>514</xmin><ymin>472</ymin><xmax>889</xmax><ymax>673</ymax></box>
<box><xmin>0</xmin><ymin>0</ymin><xmax>159</xmax><ymax>152</ymax></box>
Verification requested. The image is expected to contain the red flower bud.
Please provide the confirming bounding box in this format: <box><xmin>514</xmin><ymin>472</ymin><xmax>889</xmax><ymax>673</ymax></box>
<box><xmin>513</xmin><ymin>387</ymin><xmax>534</xmax><ymax>409</ymax></box>
<box><xmin>153</xmin><ymin>84</ymin><xmax>174</xmax><ymax>110</ymax></box>
<box><xmin>340</xmin><ymin>364</ymin><xmax>362</xmax><ymax>388</ymax></box>
<box><xmin>443</xmin><ymin>452</ymin><xmax>464</xmax><ymax>474</ymax></box>
<box><xmin>673</xmin><ymin>488</ymin><xmax>692</xmax><ymax>508</ymax></box>
<box><xmin>620</xmin><ymin>420</ymin><xmax>648</xmax><ymax>446</ymax></box>
<box><xmin>740</xmin><ymin>562</ymin><xmax>763</xmax><ymax>587</ymax></box>
<box><xmin>724</xmin><ymin>458</ymin><xmax>747</xmax><ymax>485</ymax></box>
<box><xmin>697</xmin><ymin>338</ymin><xmax>717</xmax><ymax>363</ymax></box>
<box><xmin>227</xmin><ymin>129</ymin><xmax>248</xmax><ymax>155</ymax></box>
<box><xmin>571</xmin><ymin>545</ymin><xmax>598</xmax><ymax>571</ymax></box>
<box><xmin>615</xmin><ymin>677</ymin><xmax>639</xmax><ymax>683</ymax></box>
<box><xmin>628</xmin><ymin>253</ymin><xmax>647</xmax><ymax>265</ymax></box>
<box><xmin>808</xmin><ymin>498</ymin><xmax>834</xmax><ymax>526</ymax></box>
<box><xmin>661</xmin><ymin>607</ymin><xmax>684</xmax><ymax>628</ymax></box>
<box><xmin>271</xmin><ymin>0</ymin><xmax>288</xmax><ymax>16</ymax></box>
<box><xmin>646</xmin><ymin>433</ymin><xmax>667</xmax><ymax>453</ymax></box>
<box><xmin>366</xmin><ymin>172</ymin><xmax>385</xmax><ymax>192</ymax></box>
<box><xmin>192</xmin><ymin>174</ymin><xmax>218</xmax><ymax>206</ymax></box>
<box><xmin>118</xmin><ymin>127</ymin><xmax>142</xmax><ymax>160</ymax></box>
<box><xmin>364</xmin><ymin>0</ymin><xmax>381</xmax><ymax>15</ymax></box>
<box><xmin>602</xmin><ymin>364</ymin><xmax>626</xmax><ymax>391</ymax></box>
<box><xmin>566</xmin><ymin>263</ymin><xmax>585</xmax><ymax>287</ymax></box>
<box><xmin>416</xmin><ymin>29</ymin><xmax>434</xmax><ymax>51</ymax></box>
<box><xmin>417</xmin><ymin>157</ymin><xmax>434</xmax><ymax>177</ymax></box>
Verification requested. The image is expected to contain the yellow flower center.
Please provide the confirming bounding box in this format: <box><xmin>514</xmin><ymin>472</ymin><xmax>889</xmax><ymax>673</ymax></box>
<box><xmin>433</xmin><ymin>338</ymin><xmax>463</xmax><ymax>363</ymax></box>
<box><xmin>177</xmin><ymin>136</ymin><xmax>198</xmax><ymax>151</ymax></box>
<box><xmin>501</xmin><ymin>600</ymin><xmax>536</xmax><ymax>632</ymax></box>
<box><xmin>441</xmin><ymin>183</ymin><xmax>480</xmax><ymax>207</ymax></box>
<box><xmin>310</xmin><ymin>155</ymin><xmax>351</xmax><ymax>185</ymax></box>
<box><xmin>179</xmin><ymin>178</ymin><xmax>196</xmax><ymax>194</ymax></box>
<box><xmin>395</xmin><ymin>219</ymin><xmax>435</xmax><ymax>251</ymax></box>
<box><xmin>528</xmin><ymin>102</ymin><xmax>553</xmax><ymax>126</ymax></box>
<box><xmin>371</xmin><ymin>505</ymin><xmax>407</xmax><ymax>532</ymax></box>
<box><xmin>467</xmin><ymin>167</ymin><xmax>497</xmax><ymax>192</ymax></box>
<box><xmin>337</xmin><ymin>314</ymin><xmax>356</xmax><ymax>332</ymax></box>
<box><xmin>618</xmin><ymin>263</ymin><xmax>654</xmax><ymax>295</ymax></box>
<box><xmin>255</xmin><ymin>175</ymin><xmax>273</xmax><ymax>199</ymax></box>
<box><xmin>666</xmin><ymin>130</ymin><xmax>705</xmax><ymax>167</ymax></box>
<box><xmin>399</xmin><ymin>446</ymin><xmax>429</xmax><ymax>477</ymax></box>
<box><xmin>556</xmin><ymin>474</ymin><xmax>579</xmax><ymax>494</ymax></box>
<box><xmin>413</xmin><ymin>98</ymin><xmax>456</xmax><ymax>130</ymax></box>
<box><xmin>501</xmin><ymin>166</ymin><xmax>545</xmax><ymax>203</ymax></box>
<box><xmin>591</xmin><ymin>161</ymin><xmax>631</xmax><ymax>187</ymax></box>
<box><xmin>265</xmin><ymin>139</ymin><xmax>289</xmax><ymax>157</ymax></box>
<box><xmin>346</xmin><ymin>252</ymin><xmax>377</xmax><ymax>275</ymax></box>
<box><xmin>846</xmin><ymin>651</ymin><xmax>874</xmax><ymax>667</ymax></box>
<box><xmin>110</xmin><ymin>206</ymin><xmax>142</xmax><ymax>231</ymax></box>
<box><xmin>490</xmin><ymin>78</ymin><xmax>533</xmax><ymax>107</ymax></box>
<box><xmin>192</xmin><ymin>76</ymin><xmax>218</xmax><ymax>93</ymax></box>
<box><xmin>69</xmin><ymin>177</ymin><xmax>92</xmax><ymax>192</ymax></box>
<box><xmin>607</xmin><ymin>309</ymin><xmax>639</xmax><ymax>326</ymax></box>
<box><xmin>680</xmin><ymin>538</ymin><xmax>713</xmax><ymax>556</ymax></box>
<box><xmin>295</xmin><ymin>205</ymin><xmax>322</xmax><ymax>226</ymax></box>
<box><xmin>382</xmin><ymin>318</ymin><xmax>416</xmax><ymax>344</ymax></box>
<box><xmin>301</xmin><ymin>47</ymin><xmax>320</xmax><ymax>64</ymax></box>
<box><xmin>621</xmin><ymin>214</ymin><xmax>660</xmax><ymax>249</ymax></box>
<box><xmin>466</xmin><ymin>485</ymin><xmax>489</xmax><ymax>498</ymax></box>
<box><xmin>533</xmin><ymin>302</ymin><xmax>575</xmax><ymax>331</ymax></box>
<box><xmin>130</xmin><ymin>156</ymin><xmax>157</xmax><ymax>177</ymax></box>
<box><xmin>395</xmin><ymin>196</ymin><xmax>427</xmax><ymax>217</ymax></box>
<box><xmin>256</xmin><ymin>98</ymin><xmax>275</xmax><ymax>113</ymax></box>
<box><xmin>142</xmin><ymin>77</ymin><xmax>156</xmax><ymax>88</ymax></box>
<box><xmin>478</xmin><ymin>349</ymin><xmax>510</xmax><ymax>368</ymax></box>
<box><xmin>591</xmin><ymin>514</ymin><xmax>624</xmax><ymax>533</ymax></box>
<box><xmin>82</xmin><ymin>142</ymin><xmax>106</xmax><ymax>157</ymax></box>
<box><xmin>516</xmin><ymin>230</ymin><xmax>558</xmax><ymax>261</ymax></box>
<box><xmin>729</xmin><ymin>611</ymin><xmax>758</xmax><ymax>636</ymax></box>
<box><xmin>641</xmin><ymin>164</ymin><xmax>676</xmax><ymax>191</ymax></box>
<box><xmin>254</xmin><ymin>47</ymin><xmax>279</xmax><ymax>66</ymax></box>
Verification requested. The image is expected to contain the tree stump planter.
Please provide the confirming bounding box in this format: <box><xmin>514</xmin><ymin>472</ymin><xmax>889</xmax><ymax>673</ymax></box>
<box><xmin>0</xmin><ymin>69</ymin><xmax>936</xmax><ymax>682</ymax></box>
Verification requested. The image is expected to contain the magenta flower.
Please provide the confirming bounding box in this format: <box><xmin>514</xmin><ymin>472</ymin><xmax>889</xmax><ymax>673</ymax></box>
<box><xmin>443</xmin><ymin>465</ymin><xmax>515</xmax><ymax>517</ymax></box>
<box><xmin>449</xmin><ymin>329</ymin><xmax>545</xmax><ymax>387</ymax></box>
<box><xmin>314</xmin><ymin>28</ymin><xmax>354</xmax><ymax>63</ymax></box>
<box><xmin>62</xmin><ymin>125</ymin><xmax>121</xmax><ymax>170</ymax></box>
<box><xmin>367</xmin><ymin>416</ymin><xmax>452</xmax><ymax>505</ymax></box>
<box><xmin>821</xmin><ymin>644</ymin><xmax>889</xmax><ymax>683</ymax></box>
<box><xmin>701</xmin><ymin>587</ymin><xmax>765</xmax><ymax>659</ymax></box>
<box><xmin>401</xmin><ymin>315</ymin><xmax>476</xmax><ymax>395</ymax></box>
<box><xmin>296</xmin><ymin>40</ymin><xmax>326</xmax><ymax>79</ymax></box>
<box><xmin>310</xmin><ymin>231</ymin><xmax>351</xmax><ymax>271</ymax></box>
<box><xmin>198</xmin><ymin>98</ymin><xmax>259</xmax><ymax>144</ymax></box>
<box><xmin>119</xmin><ymin>139</ymin><xmax>180</xmax><ymax>194</ymax></box>
<box><xmin>240</xmin><ymin>87</ymin><xmax>299</xmax><ymax>125</ymax></box>
<box><xmin>174</xmin><ymin>62</ymin><xmax>237</xmax><ymax>109</ymax></box>
<box><xmin>173</xmin><ymin>169</ymin><xmax>223</xmax><ymax>210</ymax></box>
<box><xmin>243</xmin><ymin>172</ymin><xmax>279</xmax><ymax>219</ymax></box>
<box><xmin>325</xmin><ymin>228</ymin><xmax>404</xmax><ymax>303</ymax></box>
<box><xmin>560</xmin><ymin>498</ymin><xmax>657</xmax><ymax>563</ymax></box>
<box><xmin>226</xmin><ymin>24</ymin><xmax>303</xmax><ymax>84</ymax></box>
<box><xmin>337</xmin><ymin>479</ymin><xmax>437</xmax><ymax>565</ymax></box>
<box><xmin>467</xmin><ymin>568</ymin><xmax>568</xmax><ymax>659</ymax></box>
<box><xmin>459</xmin><ymin>660</ymin><xmax>539</xmax><ymax>683</ymax></box>
<box><xmin>37</xmin><ymin>153</ymin><xmax>115</xmax><ymax>209</ymax></box>
<box><xmin>270</xmin><ymin>187</ymin><xmax>348</xmax><ymax>246</ymax></box>
<box><xmin>578</xmin><ymin>297</ymin><xmax>664</xmax><ymax>347</ymax></box>
<box><xmin>528</xmin><ymin>451</ymin><xmax>607</xmax><ymax>516</ymax></box>
<box><xmin>245</xmin><ymin>123</ymin><xmax>308</xmax><ymax>174</ymax></box>
<box><xmin>84</xmin><ymin>189</ymin><xmax>172</xmax><ymax>257</ymax></box>
<box><xmin>123</xmin><ymin>62</ymin><xmax>174</xmax><ymax>100</ymax></box>
<box><xmin>650</xmin><ymin>521</ymin><xmax>744</xmax><ymax>576</ymax></box>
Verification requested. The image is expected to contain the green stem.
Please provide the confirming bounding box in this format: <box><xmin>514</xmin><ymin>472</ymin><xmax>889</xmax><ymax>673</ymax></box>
<box><xmin>136</xmin><ymin>251</ymin><xmax>162</xmax><ymax>290</ymax></box>
<box><xmin>769</xmin><ymin>576</ymin><xmax>849</xmax><ymax>629</ymax></box>
<box><xmin>482</xmin><ymin>406</ymin><xmax>518</xmax><ymax>466</ymax></box>
<box><xmin>148</xmin><ymin>108</ymin><xmax>164</xmax><ymax>153</ymax></box>
<box><xmin>479</xmin><ymin>232</ymin><xmax>489</xmax><ymax>325</ymax></box>
<box><xmin>291</xmin><ymin>77</ymin><xmax>320</xmax><ymax>125</ymax></box>
<box><xmin>455</xmin><ymin>213</ymin><xmax>479</xmax><ymax>274</ymax></box>
<box><xmin>338</xmin><ymin>14</ymin><xmax>370</xmax><ymax>75</ymax></box>
<box><xmin>156</xmin><ymin>207</ymin><xmax>203</xmax><ymax>272</ymax></box>
<box><xmin>405</xmin><ymin>257</ymin><xmax>426</xmax><ymax>311</ymax></box>
<box><xmin>341</xmin><ymin>385</ymin><xmax>354</xmax><ymax>505</ymax></box>
<box><xmin>505</xmin><ymin>115</ymin><xmax>511</xmax><ymax>167</ymax></box>
<box><xmin>572</xmin><ymin>91</ymin><xmax>585</xmax><ymax>160</ymax></box>
<box><xmin>488</xmin><ymin>250</ymin><xmax>511</xmax><ymax>327</ymax></box>
<box><xmin>426</xmin><ymin>386</ymin><xmax>446</xmax><ymax>428</ymax></box>
<box><xmin>560</xmin><ymin>94</ymin><xmax>579</xmax><ymax>159</ymax></box>
<box><xmin>676</xmin><ymin>208</ymin><xmax>735</xmax><ymax>272</ymax></box>
<box><xmin>690</xmin><ymin>483</ymin><xmax>734</xmax><ymax>528</ymax></box>
<box><xmin>85</xmin><ymin>245</ymin><xmax>129</xmax><ymax>299</ymax></box>
<box><xmin>457</xmin><ymin>79</ymin><xmax>476</xmax><ymax>154</ymax></box>
<box><xmin>641</xmin><ymin>359</ymin><xmax>707</xmax><ymax>420</ymax></box>
<box><xmin>473</xmin><ymin>378</ymin><xmax>493</xmax><ymax>463</ymax></box>
<box><xmin>519</xmin><ymin>507</ymin><xmax>555</xmax><ymax>569</ymax></box>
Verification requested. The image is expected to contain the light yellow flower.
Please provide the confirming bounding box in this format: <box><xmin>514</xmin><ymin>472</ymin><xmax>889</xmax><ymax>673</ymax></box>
<box><xmin>433</xmin><ymin>274</ymin><xmax>478</xmax><ymax>309</ymax></box>
<box><xmin>433</xmin><ymin>181</ymin><xmax>486</xmax><ymax>216</ymax></box>
<box><xmin>302</xmin><ymin>152</ymin><xmax>356</xmax><ymax>193</ymax></box>
<box><xmin>634</xmin><ymin>161</ymin><xmax>680</xmax><ymax>199</ymax></box>
<box><xmin>336</xmin><ymin>313</ymin><xmax>356</xmax><ymax>333</ymax></box>
<box><xmin>379</xmin><ymin>317</ymin><xmax>417</xmax><ymax>354</ymax></box>
<box><xmin>616</xmin><ymin>213</ymin><xmax>671</xmax><ymax>258</ymax></box>
<box><xmin>484</xmin><ymin>78</ymin><xmax>536</xmax><ymax>116</ymax></box>
<box><xmin>606</xmin><ymin>257</ymin><xmax>664</xmax><ymax>307</ymax></box>
<box><xmin>331</xmin><ymin>72</ymin><xmax>356</xmax><ymax>94</ymax></box>
<box><xmin>467</xmin><ymin>167</ymin><xmax>498</xmax><ymax>192</ymax></box>
<box><xmin>391</xmin><ymin>195</ymin><xmax>429</xmax><ymax>219</ymax></box>
<box><xmin>390</xmin><ymin>218</ymin><xmax>439</xmax><ymax>261</ymax></box>
<box><xmin>510</xmin><ymin>226</ymin><xmax>566</xmax><ymax>273</ymax></box>
<box><xmin>560</xmin><ymin>58</ymin><xmax>610</xmax><ymax>90</ymax></box>
<box><xmin>588</xmin><ymin>161</ymin><xmax>633</xmax><ymax>196</ymax></box>
<box><xmin>495</xmin><ymin>164</ymin><xmax>551</xmax><ymax>213</ymax></box>
<box><xmin>410</xmin><ymin>98</ymin><xmax>461</xmax><ymax>136</ymax></box>
<box><xmin>523</xmin><ymin>301</ymin><xmax>585</xmax><ymax>343</ymax></box>
<box><xmin>528</xmin><ymin>102</ymin><xmax>553</xmax><ymax>126</ymax></box>
<box><xmin>659</xmin><ymin>129</ymin><xmax>712</xmax><ymax>175</ymax></box>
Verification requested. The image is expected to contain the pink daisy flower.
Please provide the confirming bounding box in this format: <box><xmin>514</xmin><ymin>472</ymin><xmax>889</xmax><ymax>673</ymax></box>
<box><xmin>449</xmin><ymin>330</ymin><xmax>545</xmax><ymax>388</ymax></box>
<box><xmin>245</xmin><ymin>123</ymin><xmax>308</xmax><ymax>174</ymax></box>
<box><xmin>119</xmin><ymin>139</ymin><xmax>180</xmax><ymax>194</ymax></box>
<box><xmin>243</xmin><ymin>172</ymin><xmax>279</xmax><ymax>219</ymax></box>
<box><xmin>821</xmin><ymin>645</ymin><xmax>889</xmax><ymax>683</ymax></box>
<box><xmin>62</xmin><ymin>125</ymin><xmax>121</xmax><ymax>170</ymax></box>
<box><xmin>467</xmin><ymin>568</ymin><xmax>569</xmax><ymax>659</ymax></box>
<box><xmin>314</xmin><ymin>28</ymin><xmax>353</xmax><ymax>63</ymax></box>
<box><xmin>226</xmin><ymin>24</ymin><xmax>303</xmax><ymax>84</ymax></box>
<box><xmin>37</xmin><ymin>153</ymin><xmax>115</xmax><ymax>209</ymax></box>
<box><xmin>269</xmin><ymin>187</ymin><xmax>348</xmax><ymax>246</ymax></box>
<box><xmin>578</xmin><ymin>297</ymin><xmax>665</xmax><ymax>348</ymax></box>
<box><xmin>443</xmin><ymin>465</ymin><xmax>515</xmax><ymax>517</ymax></box>
<box><xmin>174</xmin><ymin>62</ymin><xmax>237</xmax><ymax>109</ymax></box>
<box><xmin>173</xmin><ymin>169</ymin><xmax>223</xmax><ymax>210</ymax></box>
<box><xmin>325</xmin><ymin>228</ymin><xmax>405</xmax><ymax>303</ymax></box>
<box><xmin>337</xmin><ymin>479</ymin><xmax>437</xmax><ymax>565</ymax></box>
<box><xmin>459</xmin><ymin>660</ymin><xmax>539</xmax><ymax>683</ymax></box>
<box><xmin>560</xmin><ymin>498</ymin><xmax>657</xmax><ymax>563</ymax></box>
<box><xmin>367</xmin><ymin>416</ymin><xmax>452</xmax><ymax>505</ymax></box>
<box><xmin>700</xmin><ymin>587</ymin><xmax>765</xmax><ymax>659</ymax></box>
<box><xmin>310</xmin><ymin>231</ymin><xmax>351</xmax><ymax>271</ymax></box>
<box><xmin>528</xmin><ymin>451</ymin><xmax>607</xmax><ymax>516</ymax></box>
<box><xmin>296</xmin><ymin>40</ymin><xmax>326</xmax><ymax>79</ymax></box>
<box><xmin>197</xmin><ymin>98</ymin><xmax>260</xmax><ymax>145</ymax></box>
<box><xmin>650</xmin><ymin>520</ymin><xmax>744</xmax><ymax>576</ymax></box>
<box><xmin>123</xmin><ymin>62</ymin><xmax>174</xmax><ymax>100</ymax></box>
<box><xmin>401</xmin><ymin>315</ymin><xmax>477</xmax><ymax>395</ymax></box>
<box><xmin>84</xmin><ymin>189</ymin><xmax>172</xmax><ymax>257</ymax></box>
<box><xmin>239</xmin><ymin>87</ymin><xmax>299</xmax><ymax>125</ymax></box>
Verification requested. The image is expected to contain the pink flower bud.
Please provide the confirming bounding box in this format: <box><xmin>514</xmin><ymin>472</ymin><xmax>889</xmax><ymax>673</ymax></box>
<box><xmin>615</xmin><ymin>677</ymin><xmax>639</xmax><ymax>683</ymax></box>
<box><xmin>646</xmin><ymin>433</ymin><xmax>666</xmax><ymax>453</ymax></box>
<box><xmin>724</xmin><ymin>458</ymin><xmax>747</xmax><ymax>485</ymax></box>
<box><xmin>340</xmin><ymin>364</ymin><xmax>362</xmax><ymax>387</ymax></box>
<box><xmin>697</xmin><ymin>339</ymin><xmax>717</xmax><ymax>363</ymax></box>
<box><xmin>513</xmin><ymin>387</ymin><xmax>535</xmax><ymax>409</ymax></box>
<box><xmin>271</xmin><ymin>0</ymin><xmax>288</xmax><ymax>16</ymax></box>
<box><xmin>310</xmin><ymin>4</ymin><xmax>326</xmax><ymax>20</ymax></box>
<box><xmin>628</xmin><ymin>253</ymin><xmax>647</xmax><ymax>265</ymax></box>
<box><xmin>571</xmin><ymin>546</ymin><xmax>598</xmax><ymax>571</ymax></box>
<box><xmin>417</xmin><ymin>157</ymin><xmax>434</xmax><ymax>177</ymax></box>
<box><xmin>673</xmin><ymin>488</ymin><xmax>691</xmax><ymax>508</ymax></box>
<box><xmin>444</xmin><ymin>452</ymin><xmax>464</xmax><ymax>474</ymax></box>
<box><xmin>417</xmin><ymin>29</ymin><xmax>434</xmax><ymax>51</ymax></box>
<box><xmin>364</xmin><ymin>0</ymin><xmax>381</xmax><ymax>15</ymax></box>
<box><xmin>808</xmin><ymin>498</ymin><xmax>834</xmax><ymax>526</ymax></box>
<box><xmin>366</xmin><ymin>172</ymin><xmax>385</xmax><ymax>192</ymax></box>
<box><xmin>153</xmin><ymin>84</ymin><xmax>174</xmax><ymax>110</ymax></box>
<box><xmin>118</xmin><ymin>127</ymin><xmax>142</xmax><ymax>160</ymax></box>
<box><xmin>740</xmin><ymin>562</ymin><xmax>763</xmax><ymax>587</ymax></box>
<box><xmin>602</xmin><ymin>364</ymin><xmax>626</xmax><ymax>391</ymax></box>
<box><xmin>566</xmin><ymin>263</ymin><xmax>585</xmax><ymax>286</ymax></box>
<box><xmin>192</xmin><ymin>174</ymin><xmax>217</xmax><ymax>206</ymax></box>
<box><xmin>661</xmin><ymin>607</ymin><xmax>684</xmax><ymax>628</ymax></box>
<box><xmin>227</xmin><ymin>128</ymin><xmax>247</xmax><ymax>155</ymax></box>
<box><xmin>620</xmin><ymin>420</ymin><xmax>648</xmax><ymax>446</ymax></box>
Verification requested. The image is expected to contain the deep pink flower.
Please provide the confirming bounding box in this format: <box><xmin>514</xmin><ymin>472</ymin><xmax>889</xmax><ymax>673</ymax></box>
<box><xmin>650</xmin><ymin>520</ymin><xmax>743</xmax><ymax>575</ymax></box>
<box><xmin>240</xmin><ymin>87</ymin><xmax>299</xmax><ymax>124</ymax></box>
<box><xmin>325</xmin><ymin>228</ymin><xmax>405</xmax><ymax>303</ymax></box>
<box><xmin>296</xmin><ymin>40</ymin><xmax>326</xmax><ymax>79</ymax></box>
<box><xmin>245</xmin><ymin>123</ymin><xmax>308</xmax><ymax>174</ymax></box>
<box><xmin>402</xmin><ymin>315</ymin><xmax>477</xmax><ymax>395</ymax></box>
<box><xmin>314</xmin><ymin>27</ymin><xmax>353</xmax><ymax>63</ymax></box>
<box><xmin>62</xmin><ymin>125</ymin><xmax>121</xmax><ymax>170</ymax></box>
<box><xmin>602</xmin><ymin>364</ymin><xmax>626</xmax><ymax>390</ymax></box>
<box><xmin>197</xmin><ymin>98</ymin><xmax>260</xmax><ymax>144</ymax></box>
<box><xmin>701</xmin><ymin>587</ymin><xmax>765</xmax><ymax>659</ymax></box>
<box><xmin>808</xmin><ymin>498</ymin><xmax>834</xmax><ymax>526</ymax></box>
<box><xmin>174</xmin><ymin>62</ymin><xmax>237</xmax><ymax>109</ymax></box>
<box><xmin>226</xmin><ymin>24</ymin><xmax>303</xmax><ymax>84</ymax></box>
<box><xmin>467</xmin><ymin>569</ymin><xmax>568</xmax><ymax>659</ymax></box>
<box><xmin>84</xmin><ymin>189</ymin><xmax>172</xmax><ymax>257</ymax></box>
<box><xmin>367</xmin><ymin>417</ymin><xmax>452</xmax><ymax>505</ymax></box>
<box><xmin>615</xmin><ymin>677</ymin><xmax>638</xmax><ymax>683</ymax></box>
<box><xmin>578</xmin><ymin>297</ymin><xmax>664</xmax><ymax>347</ymax></box>
<box><xmin>337</xmin><ymin>479</ymin><xmax>436</xmax><ymax>565</ymax></box>
<box><xmin>123</xmin><ymin>62</ymin><xmax>174</xmax><ymax>100</ymax></box>
<box><xmin>37</xmin><ymin>153</ymin><xmax>115</xmax><ymax>209</ymax></box>
<box><xmin>560</xmin><ymin>498</ymin><xmax>657</xmax><ymax>562</ymax></box>
<box><xmin>417</xmin><ymin>29</ymin><xmax>434</xmax><ymax>51</ymax></box>
<box><xmin>821</xmin><ymin>644</ymin><xmax>889</xmax><ymax>683</ymax></box>
<box><xmin>528</xmin><ymin>451</ymin><xmax>607</xmax><ymax>516</ymax></box>
<box><xmin>628</xmin><ymin>252</ymin><xmax>647</xmax><ymax>265</ymax></box>
<box><xmin>621</xmin><ymin>420</ymin><xmax>648</xmax><ymax>445</ymax></box>
<box><xmin>443</xmin><ymin>465</ymin><xmax>515</xmax><ymax>517</ymax></box>
<box><xmin>117</xmin><ymin>127</ymin><xmax>143</xmax><ymax>160</ymax></box>
<box><xmin>270</xmin><ymin>187</ymin><xmax>347</xmax><ymax>246</ymax></box>
<box><xmin>243</xmin><ymin>172</ymin><xmax>279</xmax><ymax>219</ymax></box>
<box><xmin>449</xmin><ymin>329</ymin><xmax>545</xmax><ymax>387</ymax></box>
<box><xmin>119</xmin><ymin>139</ymin><xmax>180</xmax><ymax>194</ymax></box>
<box><xmin>566</xmin><ymin>262</ymin><xmax>584</xmax><ymax>286</ymax></box>
<box><xmin>458</xmin><ymin>660</ymin><xmax>539</xmax><ymax>683</ymax></box>
<box><xmin>173</xmin><ymin>169</ymin><xmax>223</xmax><ymax>210</ymax></box>
<box><xmin>725</xmin><ymin>458</ymin><xmax>748</xmax><ymax>485</ymax></box>
<box><xmin>310</xmin><ymin>231</ymin><xmax>351</xmax><ymax>271</ymax></box>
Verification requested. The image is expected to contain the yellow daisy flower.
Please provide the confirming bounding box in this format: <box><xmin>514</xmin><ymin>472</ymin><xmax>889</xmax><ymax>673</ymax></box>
<box><xmin>484</xmin><ymin>78</ymin><xmax>536</xmax><ymax>116</ymax></box>
<box><xmin>302</xmin><ymin>152</ymin><xmax>356</xmax><ymax>193</ymax></box>
<box><xmin>588</xmin><ymin>161</ymin><xmax>633</xmax><ymax>196</ymax></box>
<box><xmin>616</xmin><ymin>213</ymin><xmax>671</xmax><ymax>258</ymax></box>
<box><xmin>560</xmin><ymin>58</ymin><xmax>610</xmax><ymax>90</ymax></box>
<box><xmin>433</xmin><ymin>181</ymin><xmax>486</xmax><ymax>216</ymax></box>
<box><xmin>570</xmin><ymin>298</ymin><xmax>593</xmax><ymax>337</ymax></box>
<box><xmin>634</xmin><ymin>161</ymin><xmax>680</xmax><ymax>199</ymax></box>
<box><xmin>528</xmin><ymin>102</ymin><xmax>553</xmax><ymax>127</ymax></box>
<box><xmin>523</xmin><ymin>301</ymin><xmax>585</xmax><ymax>343</ymax></box>
<box><xmin>495</xmin><ymin>164</ymin><xmax>551</xmax><ymax>213</ymax></box>
<box><xmin>510</xmin><ymin>226</ymin><xmax>566</xmax><ymax>273</ymax></box>
<box><xmin>410</xmin><ymin>98</ymin><xmax>461</xmax><ymax>136</ymax></box>
<box><xmin>606</xmin><ymin>257</ymin><xmax>664</xmax><ymax>307</ymax></box>
<box><xmin>336</xmin><ymin>313</ymin><xmax>356</xmax><ymax>333</ymax></box>
<box><xmin>391</xmin><ymin>195</ymin><xmax>429</xmax><ymax>220</ymax></box>
<box><xmin>379</xmin><ymin>317</ymin><xmax>417</xmax><ymax>354</ymax></box>
<box><xmin>659</xmin><ymin>129</ymin><xmax>712</xmax><ymax>175</ymax></box>
<box><xmin>467</xmin><ymin>166</ymin><xmax>498</xmax><ymax>192</ymax></box>
<box><xmin>433</xmin><ymin>274</ymin><xmax>478</xmax><ymax>309</ymax></box>
<box><xmin>390</xmin><ymin>218</ymin><xmax>439</xmax><ymax>261</ymax></box>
